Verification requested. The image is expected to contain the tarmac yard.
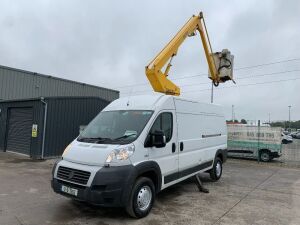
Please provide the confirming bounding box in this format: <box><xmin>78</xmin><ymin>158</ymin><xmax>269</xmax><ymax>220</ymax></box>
<box><xmin>1</xmin><ymin>152</ymin><xmax>300</xmax><ymax>225</ymax></box>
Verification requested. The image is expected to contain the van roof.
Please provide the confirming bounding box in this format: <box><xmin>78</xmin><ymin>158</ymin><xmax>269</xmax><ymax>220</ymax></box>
<box><xmin>103</xmin><ymin>94</ymin><xmax>167</xmax><ymax>111</ymax></box>
<box><xmin>103</xmin><ymin>94</ymin><xmax>221</xmax><ymax>111</ymax></box>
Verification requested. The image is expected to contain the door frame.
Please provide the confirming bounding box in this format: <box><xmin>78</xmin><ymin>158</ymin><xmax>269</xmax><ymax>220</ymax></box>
<box><xmin>144</xmin><ymin>110</ymin><xmax>179</xmax><ymax>187</ymax></box>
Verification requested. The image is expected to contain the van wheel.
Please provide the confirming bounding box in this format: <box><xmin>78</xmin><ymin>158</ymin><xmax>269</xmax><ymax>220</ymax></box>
<box><xmin>209</xmin><ymin>157</ymin><xmax>222</xmax><ymax>181</ymax></box>
<box><xmin>260</xmin><ymin>150</ymin><xmax>271</xmax><ymax>162</ymax></box>
<box><xmin>125</xmin><ymin>177</ymin><xmax>155</xmax><ymax>218</ymax></box>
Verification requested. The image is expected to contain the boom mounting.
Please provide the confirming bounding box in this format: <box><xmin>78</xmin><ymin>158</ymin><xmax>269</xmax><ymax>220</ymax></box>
<box><xmin>145</xmin><ymin>12</ymin><xmax>234</xmax><ymax>96</ymax></box>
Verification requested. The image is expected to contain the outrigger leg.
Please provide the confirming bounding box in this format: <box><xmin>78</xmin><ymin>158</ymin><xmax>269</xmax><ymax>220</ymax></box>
<box><xmin>195</xmin><ymin>174</ymin><xmax>209</xmax><ymax>193</ymax></box>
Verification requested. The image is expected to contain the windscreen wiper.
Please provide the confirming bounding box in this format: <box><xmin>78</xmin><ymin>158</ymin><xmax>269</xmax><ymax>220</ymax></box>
<box><xmin>77</xmin><ymin>137</ymin><xmax>112</xmax><ymax>143</ymax></box>
<box><xmin>113</xmin><ymin>134</ymin><xmax>137</xmax><ymax>141</ymax></box>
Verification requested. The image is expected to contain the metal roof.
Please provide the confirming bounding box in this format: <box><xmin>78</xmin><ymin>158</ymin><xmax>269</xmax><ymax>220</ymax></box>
<box><xmin>0</xmin><ymin>96</ymin><xmax>109</xmax><ymax>103</ymax></box>
<box><xmin>0</xmin><ymin>64</ymin><xmax>118</xmax><ymax>93</ymax></box>
<box><xmin>0</xmin><ymin>64</ymin><xmax>119</xmax><ymax>102</ymax></box>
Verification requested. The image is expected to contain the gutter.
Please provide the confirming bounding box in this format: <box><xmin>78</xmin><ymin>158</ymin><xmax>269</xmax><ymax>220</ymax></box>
<box><xmin>41</xmin><ymin>97</ymin><xmax>48</xmax><ymax>159</ymax></box>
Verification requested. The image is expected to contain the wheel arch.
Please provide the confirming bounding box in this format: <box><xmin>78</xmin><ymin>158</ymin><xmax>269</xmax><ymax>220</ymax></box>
<box><xmin>121</xmin><ymin>161</ymin><xmax>162</xmax><ymax>206</ymax></box>
<box><xmin>134</xmin><ymin>161</ymin><xmax>162</xmax><ymax>193</ymax></box>
<box><xmin>215</xmin><ymin>149</ymin><xmax>227</xmax><ymax>163</ymax></box>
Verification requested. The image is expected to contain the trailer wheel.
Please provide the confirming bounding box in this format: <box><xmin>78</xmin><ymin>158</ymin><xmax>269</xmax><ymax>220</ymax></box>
<box><xmin>260</xmin><ymin>150</ymin><xmax>271</xmax><ymax>162</ymax></box>
<box><xmin>210</xmin><ymin>157</ymin><xmax>222</xmax><ymax>181</ymax></box>
<box><xmin>125</xmin><ymin>177</ymin><xmax>155</xmax><ymax>218</ymax></box>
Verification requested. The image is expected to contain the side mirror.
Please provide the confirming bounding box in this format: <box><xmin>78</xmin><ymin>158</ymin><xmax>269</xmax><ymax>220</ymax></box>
<box><xmin>151</xmin><ymin>130</ymin><xmax>166</xmax><ymax>148</ymax></box>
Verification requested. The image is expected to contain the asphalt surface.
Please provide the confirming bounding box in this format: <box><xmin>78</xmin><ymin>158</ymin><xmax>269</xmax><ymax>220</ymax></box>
<box><xmin>0</xmin><ymin>152</ymin><xmax>300</xmax><ymax>225</ymax></box>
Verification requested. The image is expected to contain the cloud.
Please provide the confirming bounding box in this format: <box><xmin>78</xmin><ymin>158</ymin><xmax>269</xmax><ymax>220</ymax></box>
<box><xmin>0</xmin><ymin>0</ymin><xmax>299</xmax><ymax>121</ymax></box>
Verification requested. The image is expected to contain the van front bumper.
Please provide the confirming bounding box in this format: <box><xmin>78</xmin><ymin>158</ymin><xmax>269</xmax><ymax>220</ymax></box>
<box><xmin>51</xmin><ymin>165</ymin><xmax>136</xmax><ymax>207</ymax></box>
<box><xmin>270</xmin><ymin>151</ymin><xmax>281</xmax><ymax>158</ymax></box>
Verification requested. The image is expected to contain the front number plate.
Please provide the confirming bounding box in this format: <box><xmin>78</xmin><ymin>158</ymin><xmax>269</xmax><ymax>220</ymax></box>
<box><xmin>61</xmin><ymin>185</ymin><xmax>78</xmax><ymax>196</ymax></box>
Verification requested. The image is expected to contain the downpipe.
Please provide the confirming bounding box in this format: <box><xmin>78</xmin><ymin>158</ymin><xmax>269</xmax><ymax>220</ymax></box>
<box><xmin>41</xmin><ymin>97</ymin><xmax>48</xmax><ymax>159</ymax></box>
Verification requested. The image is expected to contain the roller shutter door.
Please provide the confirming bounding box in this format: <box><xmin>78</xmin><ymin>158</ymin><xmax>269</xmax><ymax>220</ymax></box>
<box><xmin>6</xmin><ymin>107</ymin><xmax>33</xmax><ymax>155</ymax></box>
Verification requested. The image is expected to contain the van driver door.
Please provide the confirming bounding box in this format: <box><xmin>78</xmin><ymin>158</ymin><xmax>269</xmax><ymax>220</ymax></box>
<box><xmin>146</xmin><ymin>111</ymin><xmax>179</xmax><ymax>187</ymax></box>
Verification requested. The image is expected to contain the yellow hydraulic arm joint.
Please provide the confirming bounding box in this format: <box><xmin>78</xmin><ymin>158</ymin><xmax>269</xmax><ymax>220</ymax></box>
<box><xmin>145</xmin><ymin>12</ymin><xmax>234</xmax><ymax>96</ymax></box>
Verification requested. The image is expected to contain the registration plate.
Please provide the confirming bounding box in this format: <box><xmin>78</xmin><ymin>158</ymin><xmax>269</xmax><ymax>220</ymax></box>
<box><xmin>61</xmin><ymin>185</ymin><xmax>78</xmax><ymax>196</ymax></box>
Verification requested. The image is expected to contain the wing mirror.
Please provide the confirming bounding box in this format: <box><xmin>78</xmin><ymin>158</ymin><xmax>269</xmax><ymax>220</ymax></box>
<box><xmin>151</xmin><ymin>130</ymin><xmax>166</xmax><ymax>148</ymax></box>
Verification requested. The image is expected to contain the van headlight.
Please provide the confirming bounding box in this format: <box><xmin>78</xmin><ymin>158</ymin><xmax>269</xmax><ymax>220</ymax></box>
<box><xmin>106</xmin><ymin>144</ymin><xmax>135</xmax><ymax>163</ymax></box>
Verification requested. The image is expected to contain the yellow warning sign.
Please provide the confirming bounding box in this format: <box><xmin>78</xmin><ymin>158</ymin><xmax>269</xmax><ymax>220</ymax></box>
<box><xmin>32</xmin><ymin>124</ymin><xmax>38</xmax><ymax>138</ymax></box>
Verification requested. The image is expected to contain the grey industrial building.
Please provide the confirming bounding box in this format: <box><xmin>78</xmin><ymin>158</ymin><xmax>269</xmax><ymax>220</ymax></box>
<box><xmin>0</xmin><ymin>65</ymin><xmax>119</xmax><ymax>158</ymax></box>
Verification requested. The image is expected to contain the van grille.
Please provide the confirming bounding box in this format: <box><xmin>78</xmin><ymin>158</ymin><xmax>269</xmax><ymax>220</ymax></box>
<box><xmin>57</xmin><ymin>166</ymin><xmax>91</xmax><ymax>185</ymax></box>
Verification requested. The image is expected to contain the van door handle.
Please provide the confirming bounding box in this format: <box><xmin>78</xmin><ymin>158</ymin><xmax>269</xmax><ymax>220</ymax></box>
<box><xmin>180</xmin><ymin>142</ymin><xmax>184</xmax><ymax>151</ymax></box>
<box><xmin>172</xmin><ymin>143</ymin><xmax>176</xmax><ymax>153</ymax></box>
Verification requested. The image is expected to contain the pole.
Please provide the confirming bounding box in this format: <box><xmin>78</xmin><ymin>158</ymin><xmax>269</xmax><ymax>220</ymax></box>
<box><xmin>211</xmin><ymin>81</ymin><xmax>214</xmax><ymax>103</ymax></box>
<box><xmin>41</xmin><ymin>98</ymin><xmax>48</xmax><ymax>159</ymax></box>
<box><xmin>268</xmin><ymin>113</ymin><xmax>270</xmax><ymax>124</ymax></box>
<box><xmin>288</xmin><ymin>106</ymin><xmax>291</xmax><ymax>130</ymax></box>
<box><xmin>257</xmin><ymin>120</ymin><xmax>260</xmax><ymax>163</ymax></box>
<box><xmin>232</xmin><ymin>105</ymin><xmax>234</xmax><ymax>122</ymax></box>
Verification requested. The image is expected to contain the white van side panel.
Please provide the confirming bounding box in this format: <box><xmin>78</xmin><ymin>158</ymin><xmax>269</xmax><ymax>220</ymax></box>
<box><xmin>174</xmin><ymin>99</ymin><xmax>227</xmax><ymax>172</ymax></box>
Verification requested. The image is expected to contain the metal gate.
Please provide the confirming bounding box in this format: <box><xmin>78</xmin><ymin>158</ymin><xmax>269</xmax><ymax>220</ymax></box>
<box><xmin>6</xmin><ymin>107</ymin><xmax>33</xmax><ymax>155</ymax></box>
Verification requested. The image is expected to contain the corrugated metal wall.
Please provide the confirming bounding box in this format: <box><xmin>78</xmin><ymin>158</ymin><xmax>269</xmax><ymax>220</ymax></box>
<box><xmin>43</xmin><ymin>97</ymin><xmax>109</xmax><ymax>157</ymax></box>
<box><xmin>0</xmin><ymin>65</ymin><xmax>119</xmax><ymax>102</ymax></box>
<box><xmin>0</xmin><ymin>97</ymin><xmax>110</xmax><ymax>158</ymax></box>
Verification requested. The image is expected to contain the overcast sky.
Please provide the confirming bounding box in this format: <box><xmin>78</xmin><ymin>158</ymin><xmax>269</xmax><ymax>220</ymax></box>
<box><xmin>0</xmin><ymin>0</ymin><xmax>299</xmax><ymax>122</ymax></box>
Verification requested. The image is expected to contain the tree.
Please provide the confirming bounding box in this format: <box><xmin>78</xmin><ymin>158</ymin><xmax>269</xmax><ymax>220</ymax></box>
<box><xmin>270</xmin><ymin>120</ymin><xmax>300</xmax><ymax>129</ymax></box>
<box><xmin>241</xmin><ymin>119</ymin><xmax>247</xmax><ymax>124</ymax></box>
<box><xmin>226</xmin><ymin>119</ymin><xmax>239</xmax><ymax>123</ymax></box>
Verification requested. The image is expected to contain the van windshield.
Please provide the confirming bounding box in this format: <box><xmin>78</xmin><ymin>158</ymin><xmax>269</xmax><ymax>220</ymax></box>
<box><xmin>77</xmin><ymin>110</ymin><xmax>153</xmax><ymax>144</ymax></box>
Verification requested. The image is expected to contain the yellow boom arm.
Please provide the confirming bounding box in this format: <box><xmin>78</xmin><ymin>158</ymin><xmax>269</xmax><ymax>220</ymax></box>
<box><xmin>145</xmin><ymin>12</ymin><xmax>233</xmax><ymax>96</ymax></box>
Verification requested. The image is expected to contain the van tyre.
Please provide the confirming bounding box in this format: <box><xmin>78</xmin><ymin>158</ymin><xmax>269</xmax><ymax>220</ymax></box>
<box><xmin>125</xmin><ymin>177</ymin><xmax>155</xmax><ymax>218</ymax></box>
<box><xmin>260</xmin><ymin>150</ymin><xmax>271</xmax><ymax>162</ymax></box>
<box><xmin>209</xmin><ymin>157</ymin><xmax>222</xmax><ymax>181</ymax></box>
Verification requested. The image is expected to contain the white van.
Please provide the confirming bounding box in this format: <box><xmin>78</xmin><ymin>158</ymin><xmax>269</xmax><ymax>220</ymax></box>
<box><xmin>51</xmin><ymin>94</ymin><xmax>227</xmax><ymax>218</ymax></box>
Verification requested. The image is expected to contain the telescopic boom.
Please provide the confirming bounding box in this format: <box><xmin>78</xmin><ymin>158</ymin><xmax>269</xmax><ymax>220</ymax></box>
<box><xmin>145</xmin><ymin>12</ymin><xmax>234</xmax><ymax>96</ymax></box>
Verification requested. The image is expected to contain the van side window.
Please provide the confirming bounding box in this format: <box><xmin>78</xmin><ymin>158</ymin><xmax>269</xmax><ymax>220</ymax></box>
<box><xmin>162</xmin><ymin>113</ymin><xmax>173</xmax><ymax>142</ymax></box>
<box><xmin>149</xmin><ymin>112</ymin><xmax>173</xmax><ymax>142</ymax></box>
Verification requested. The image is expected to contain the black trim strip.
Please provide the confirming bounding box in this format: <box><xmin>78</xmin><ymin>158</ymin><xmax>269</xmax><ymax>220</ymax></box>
<box><xmin>164</xmin><ymin>172</ymin><xmax>178</xmax><ymax>184</ymax></box>
<box><xmin>202</xmin><ymin>134</ymin><xmax>221</xmax><ymax>138</ymax></box>
<box><xmin>228</xmin><ymin>150</ymin><xmax>253</xmax><ymax>154</ymax></box>
<box><xmin>164</xmin><ymin>160</ymin><xmax>213</xmax><ymax>184</ymax></box>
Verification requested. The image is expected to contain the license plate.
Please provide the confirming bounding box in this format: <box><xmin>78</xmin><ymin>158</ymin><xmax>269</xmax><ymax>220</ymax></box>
<box><xmin>61</xmin><ymin>185</ymin><xmax>78</xmax><ymax>196</ymax></box>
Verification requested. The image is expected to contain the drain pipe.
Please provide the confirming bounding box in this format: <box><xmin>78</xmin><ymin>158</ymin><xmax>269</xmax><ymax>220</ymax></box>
<box><xmin>41</xmin><ymin>97</ymin><xmax>48</xmax><ymax>159</ymax></box>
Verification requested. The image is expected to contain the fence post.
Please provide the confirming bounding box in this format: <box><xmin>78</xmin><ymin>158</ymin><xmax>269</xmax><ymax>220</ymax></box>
<box><xmin>257</xmin><ymin>120</ymin><xmax>260</xmax><ymax>163</ymax></box>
